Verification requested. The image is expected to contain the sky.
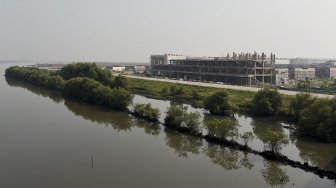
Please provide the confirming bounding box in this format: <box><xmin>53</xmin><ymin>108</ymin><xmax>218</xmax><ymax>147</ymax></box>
<box><xmin>0</xmin><ymin>0</ymin><xmax>336</xmax><ymax>62</ymax></box>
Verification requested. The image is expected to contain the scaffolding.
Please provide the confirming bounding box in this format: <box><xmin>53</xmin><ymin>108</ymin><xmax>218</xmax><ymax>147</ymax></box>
<box><xmin>151</xmin><ymin>52</ymin><xmax>276</xmax><ymax>86</ymax></box>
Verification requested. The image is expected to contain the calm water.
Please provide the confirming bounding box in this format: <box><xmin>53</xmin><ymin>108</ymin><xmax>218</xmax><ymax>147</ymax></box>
<box><xmin>0</xmin><ymin>63</ymin><xmax>335</xmax><ymax>188</ymax></box>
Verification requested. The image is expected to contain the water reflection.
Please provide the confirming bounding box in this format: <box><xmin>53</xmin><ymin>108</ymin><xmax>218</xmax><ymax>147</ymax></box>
<box><xmin>203</xmin><ymin>143</ymin><xmax>255</xmax><ymax>170</ymax></box>
<box><xmin>131</xmin><ymin>119</ymin><xmax>161</xmax><ymax>136</ymax></box>
<box><xmin>240</xmin><ymin>151</ymin><xmax>254</xmax><ymax>170</ymax></box>
<box><xmin>203</xmin><ymin>143</ymin><xmax>240</xmax><ymax>170</ymax></box>
<box><xmin>251</xmin><ymin>117</ymin><xmax>284</xmax><ymax>141</ymax></box>
<box><xmin>5</xmin><ymin>77</ymin><xmax>336</xmax><ymax>187</ymax></box>
<box><xmin>164</xmin><ymin>128</ymin><xmax>203</xmax><ymax>158</ymax></box>
<box><xmin>6</xmin><ymin>78</ymin><xmax>63</xmax><ymax>104</ymax></box>
<box><xmin>261</xmin><ymin>161</ymin><xmax>289</xmax><ymax>187</ymax></box>
<box><xmin>64</xmin><ymin>99</ymin><xmax>134</xmax><ymax>132</ymax></box>
<box><xmin>295</xmin><ymin>137</ymin><xmax>336</xmax><ymax>172</ymax></box>
<box><xmin>6</xmin><ymin>78</ymin><xmax>154</xmax><ymax>134</ymax></box>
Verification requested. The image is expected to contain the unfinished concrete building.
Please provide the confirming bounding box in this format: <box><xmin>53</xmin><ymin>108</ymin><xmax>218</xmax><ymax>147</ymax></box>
<box><xmin>289</xmin><ymin>67</ymin><xmax>315</xmax><ymax>81</ymax></box>
<box><xmin>151</xmin><ymin>52</ymin><xmax>276</xmax><ymax>86</ymax></box>
<box><xmin>315</xmin><ymin>61</ymin><xmax>336</xmax><ymax>79</ymax></box>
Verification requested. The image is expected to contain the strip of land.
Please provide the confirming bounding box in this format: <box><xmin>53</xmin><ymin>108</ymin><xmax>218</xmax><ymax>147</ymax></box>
<box><xmin>125</xmin><ymin>75</ymin><xmax>334</xmax><ymax>99</ymax></box>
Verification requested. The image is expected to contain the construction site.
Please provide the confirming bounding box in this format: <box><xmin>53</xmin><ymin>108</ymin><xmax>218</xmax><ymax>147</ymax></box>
<box><xmin>151</xmin><ymin>52</ymin><xmax>276</xmax><ymax>86</ymax></box>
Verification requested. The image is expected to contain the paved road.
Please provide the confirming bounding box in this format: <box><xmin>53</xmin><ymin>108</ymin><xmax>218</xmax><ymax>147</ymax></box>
<box><xmin>126</xmin><ymin>75</ymin><xmax>335</xmax><ymax>99</ymax></box>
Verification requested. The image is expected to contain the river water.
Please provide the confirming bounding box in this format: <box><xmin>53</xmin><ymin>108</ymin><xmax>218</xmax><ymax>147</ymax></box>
<box><xmin>0</xmin><ymin>63</ymin><xmax>335</xmax><ymax>188</ymax></box>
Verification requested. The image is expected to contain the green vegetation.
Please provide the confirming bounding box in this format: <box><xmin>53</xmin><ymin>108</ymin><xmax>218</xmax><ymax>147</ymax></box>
<box><xmin>133</xmin><ymin>103</ymin><xmax>160</xmax><ymax>122</ymax></box>
<box><xmin>59</xmin><ymin>63</ymin><xmax>111</xmax><ymax>85</ymax></box>
<box><xmin>127</xmin><ymin>77</ymin><xmax>336</xmax><ymax>142</ymax></box>
<box><xmin>263</xmin><ymin>130</ymin><xmax>289</xmax><ymax>154</ymax></box>
<box><xmin>205</xmin><ymin>119</ymin><xmax>238</xmax><ymax>140</ymax></box>
<box><xmin>64</xmin><ymin>77</ymin><xmax>132</xmax><ymax>111</ymax></box>
<box><xmin>241</xmin><ymin>132</ymin><xmax>255</xmax><ymax>147</ymax></box>
<box><xmin>204</xmin><ymin>90</ymin><xmax>234</xmax><ymax>115</ymax></box>
<box><xmin>5</xmin><ymin>65</ymin><xmax>132</xmax><ymax>111</ymax></box>
<box><xmin>297</xmin><ymin>97</ymin><xmax>336</xmax><ymax>142</ymax></box>
<box><xmin>5</xmin><ymin>66</ymin><xmax>65</xmax><ymax>91</ymax></box>
<box><xmin>251</xmin><ymin>87</ymin><xmax>282</xmax><ymax>116</ymax></box>
<box><xmin>6</xmin><ymin>65</ymin><xmax>336</xmax><ymax>142</ymax></box>
<box><xmin>127</xmin><ymin>77</ymin><xmax>256</xmax><ymax>109</ymax></box>
<box><xmin>111</xmin><ymin>74</ymin><xmax>128</xmax><ymax>89</ymax></box>
<box><xmin>164</xmin><ymin>105</ymin><xmax>202</xmax><ymax>133</ymax></box>
<box><xmin>289</xmin><ymin>93</ymin><xmax>316</xmax><ymax>121</ymax></box>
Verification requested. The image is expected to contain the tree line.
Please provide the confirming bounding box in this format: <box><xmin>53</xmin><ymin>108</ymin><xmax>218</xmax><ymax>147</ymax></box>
<box><xmin>6</xmin><ymin>64</ymin><xmax>335</xmax><ymax>142</ymax></box>
<box><xmin>5</xmin><ymin>64</ymin><xmax>132</xmax><ymax>111</ymax></box>
<box><xmin>202</xmin><ymin>87</ymin><xmax>336</xmax><ymax>142</ymax></box>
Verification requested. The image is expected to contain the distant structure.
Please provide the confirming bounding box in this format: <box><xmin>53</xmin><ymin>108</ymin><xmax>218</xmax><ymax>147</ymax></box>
<box><xmin>151</xmin><ymin>52</ymin><xmax>276</xmax><ymax>86</ymax></box>
<box><xmin>111</xmin><ymin>66</ymin><xmax>126</xmax><ymax>72</ymax></box>
<box><xmin>289</xmin><ymin>58</ymin><xmax>329</xmax><ymax>65</ymax></box>
<box><xmin>315</xmin><ymin>60</ymin><xmax>336</xmax><ymax>79</ymax></box>
<box><xmin>289</xmin><ymin>67</ymin><xmax>315</xmax><ymax>81</ymax></box>
<box><xmin>275</xmin><ymin>68</ymin><xmax>289</xmax><ymax>86</ymax></box>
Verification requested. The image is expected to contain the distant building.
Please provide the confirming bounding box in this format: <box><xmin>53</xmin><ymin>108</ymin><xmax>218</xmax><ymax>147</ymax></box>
<box><xmin>111</xmin><ymin>66</ymin><xmax>126</xmax><ymax>72</ymax></box>
<box><xmin>316</xmin><ymin>67</ymin><xmax>336</xmax><ymax>79</ymax></box>
<box><xmin>289</xmin><ymin>58</ymin><xmax>328</xmax><ymax>65</ymax></box>
<box><xmin>150</xmin><ymin>54</ymin><xmax>187</xmax><ymax>65</ymax></box>
<box><xmin>151</xmin><ymin>52</ymin><xmax>276</xmax><ymax>86</ymax></box>
<box><xmin>134</xmin><ymin>65</ymin><xmax>147</xmax><ymax>74</ymax></box>
<box><xmin>289</xmin><ymin>67</ymin><xmax>315</xmax><ymax>80</ymax></box>
<box><xmin>275</xmin><ymin>68</ymin><xmax>289</xmax><ymax>86</ymax></box>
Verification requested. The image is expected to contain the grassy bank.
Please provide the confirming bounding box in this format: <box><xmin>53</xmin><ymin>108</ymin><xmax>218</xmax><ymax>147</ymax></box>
<box><xmin>127</xmin><ymin>77</ymin><xmax>293</xmax><ymax>115</ymax></box>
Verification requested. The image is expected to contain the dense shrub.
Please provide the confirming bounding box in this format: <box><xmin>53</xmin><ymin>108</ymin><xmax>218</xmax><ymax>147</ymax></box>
<box><xmin>59</xmin><ymin>63</ymin><xmax>111</xmax><ymax>84</ymax></box>
<box><xmin>170</xmin><ymin>85</ymin><xmax>185</xmax><ymax>96</ymax></box>
<box><xmin>298</xmin><ymin>98</ymin><xmax>336</xmax><ymax>142</ymax></box>
<box><xmin>63</xmin><ymin>77</ymin><xmax>133</xmax><ymax>111</ymax></box>
<box><xmin>133</xmin><ymin>103</ymin><xmax>160</xmax><ymax>121</ymax></box>
<box><xmin>5</xmin><ymin>66</ymin><xmax>65</xmax><ymax>91</ymax></box>
<box><xmin>289</xmin><ymin>93</ymin><xmax>316</xmax><ymax>121</ymax></box>
<box><xmin>262</xmin><ymin>129</ymin><xmax>289</xmax><ymax>154</ymax></box>
<box><xmin>204</xmin><ymin>91</ymin><xmax>233</xmax><ymax>115</ymax></box>
<box><xmin>110</xmin><ymin>74</ymin><xmax>128</xmax><ymax>89</ymax></box>
<box><xmin>164</xmin><ymin>105</ymin><xmax>201</xmax><ymax>133</ymax></box>
<box><xmin>251</xmin><ymin>87</ymin><xmax>282</xmax><ymax>116</ymax></box>
<box><xmin>205</xmin><ymin>118</ymin><xmax>238</xmax><ymax>140</ymax></box>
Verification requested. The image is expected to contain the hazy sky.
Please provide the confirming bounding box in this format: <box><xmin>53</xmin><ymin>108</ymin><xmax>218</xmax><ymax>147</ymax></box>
<box><xmin>1</xmin><ymin>0</ymin><xmax>336</xmax><ymax>62</ymax></box>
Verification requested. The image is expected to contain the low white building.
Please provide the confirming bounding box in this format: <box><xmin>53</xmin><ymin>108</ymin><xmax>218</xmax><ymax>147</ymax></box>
<box><xmin>111</xmin><ymin>66</ymin><xmax>126</xmax><ymax>72</ymax></box>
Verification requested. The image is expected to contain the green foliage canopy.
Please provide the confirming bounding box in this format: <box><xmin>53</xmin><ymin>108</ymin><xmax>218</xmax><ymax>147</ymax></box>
<box><xmin>263</xmin><ymin>130</ymin><xmax>289</xmax><ymax>154</ymax></box>
<box><xmin>63</xmin><ymin>77</ymin><xmax>133</xmax><ymax>111</ymax></box>
<box><xmin>164</xmin><ymin>105</ymin><xmax>201</xmax><ymax>133</ymax></box>
<box><xmin>59</xmin><ymin>63</ymin><xmax>111</xmax><ymax>84</ymax></box>
<box><xmin>205</xmin><ymin>118</ymin><xmax>238</xmax><ymax>140</ymax></box>
<box><xmin>204</xmin><ymin>90</ymin><xmax>233</xmax><ymax>115</ymax></box>
<box><xmin>133</xmin><ymin>103</ymin><xmax>160</xmax><ymax>121</ymax></box>
<box><xmin>252</xmin><ymin>87</ymin><xmax>282</xmax><ymax>116</ymax></box>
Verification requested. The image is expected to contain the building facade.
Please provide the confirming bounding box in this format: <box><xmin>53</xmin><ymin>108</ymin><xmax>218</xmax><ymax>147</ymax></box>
<box><xmin>151</xmin><ymin>53</ymin><xmax>276</xmax><ymax>86</ymax></box>
<box><xmin>316</xmin><ymin>67</ymin><xmax>336</xmax><ymax>79</ymax></box>
<box><xmin>289</xmin><ymin>67</ymin><xmax>315</xmax><ymax>80</ymax></box>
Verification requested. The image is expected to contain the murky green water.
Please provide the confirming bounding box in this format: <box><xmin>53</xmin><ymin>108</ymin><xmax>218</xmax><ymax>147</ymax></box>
<box><xmin>0</xmin><ymin>63</ymin><xmax>335</xmax><ymax>188</ymax></box>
